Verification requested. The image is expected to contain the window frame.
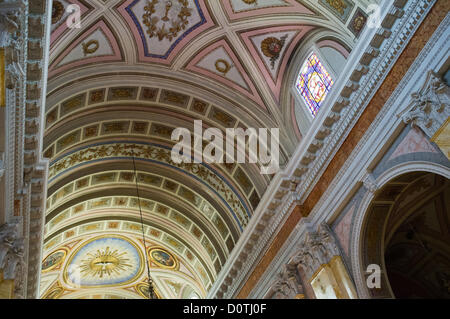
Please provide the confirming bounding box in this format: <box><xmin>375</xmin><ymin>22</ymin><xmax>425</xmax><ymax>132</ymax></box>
<box><xmin>294</xmin><ymin>49</ymin><xmax>336</xmax><ymax>120</ymax></box>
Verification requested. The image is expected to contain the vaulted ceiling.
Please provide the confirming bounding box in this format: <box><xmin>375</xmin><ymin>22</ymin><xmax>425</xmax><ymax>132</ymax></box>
<box><xmin>384</xmin><ymin>173</ymin><xmax>450</xmax><ymax>298</ymax></box>
<box><xmin>41</xmin><ymin>0</ymin><xmax>367</xmax><ymax>299</ymax></box>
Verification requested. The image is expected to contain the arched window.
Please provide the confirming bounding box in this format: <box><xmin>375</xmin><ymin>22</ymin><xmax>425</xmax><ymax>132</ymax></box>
<box><xmin>295</xmin><ymin>52</ymin><xmax>334</xmax><ymax>117</ymax></box>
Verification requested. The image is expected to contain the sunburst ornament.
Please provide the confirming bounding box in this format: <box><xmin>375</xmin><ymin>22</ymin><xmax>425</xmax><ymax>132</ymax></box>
<box><xmin>64</xmin><ymin>236</ymin><xmax>143</xmax><ymax>287</ymax></box>
<box><xmin>80</xmin><ymin>246</ymin><xmax>132</xmax><ymax>278</ymax></box>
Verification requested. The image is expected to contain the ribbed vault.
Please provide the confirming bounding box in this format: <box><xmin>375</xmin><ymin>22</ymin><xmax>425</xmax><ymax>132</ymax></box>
<box><xmin>40</xmin><ymin>0</ymin><xmax>366</xmax><ymax>298</ymax></box>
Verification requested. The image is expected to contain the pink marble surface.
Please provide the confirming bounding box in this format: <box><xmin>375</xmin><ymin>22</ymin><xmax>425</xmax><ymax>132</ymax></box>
<box><xmin>117</xmin><ymin>0</ymin><xmax>215</xmax><ymax>65</ymax></box>
<box><xmin>186</xmin><ymin>39</ymin><xmax>266</xmax><ymax>109</ymax></box>
<box><xmin>334</xmin><ymin>203</ymin><xmax>355</xmax><ymax>256</ymax></box>
<box><xmin>240</xmin><ymin>25</ymin><xmax>314</xmax><ymax>102</ymax></box>
<box><xmin>222</xmin><ymin>0</ymin><xmax>314</xmax><ymax>21</ymax></box>
<box><xmin>49</xmin><ymin>20</ymin><xmax>122</xmax><ymax>78</ymax></box>
<box><xmin>389</xmin><ymin>127</ymin><xmax>438</xmax><ymax>161</ymax></box>
<box><xmin>51</xmin><ymin>0</ymin><xmax>90</xmax><ymax>47</ymax></box>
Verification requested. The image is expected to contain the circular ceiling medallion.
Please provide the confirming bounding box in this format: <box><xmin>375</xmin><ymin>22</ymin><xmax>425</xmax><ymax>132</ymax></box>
<box><xmin>42</xmin><ymin>249</ymin><xmax>66</xmax><ymax>272</ymax></box>
<box><xmin>52</xmin><ymin>1</ymin><xmax>64</xmax><ymax>25</ymax></box>
<box><xmin>148</xmin><ymin>247</ymin><xmax>178</xmax><ymax>269</ymax></box>
<box><xmin>64</xmin><ymin>235</ymin><xmax>144</xmax><ymax>287</ymax></box>
<box><xmin>261</xmin><ymin>37</ymin><xmax>283</xmax><ymax>58</ymax></box>
<box><xmin>136</xmin><ymin>282</ymin><xmax>161</xmax><ymax>299</ymax></box>
<box><xmin>142</xmin><ymin>0</ymin><xmax>192</xmax><ymax>41</ymax></box>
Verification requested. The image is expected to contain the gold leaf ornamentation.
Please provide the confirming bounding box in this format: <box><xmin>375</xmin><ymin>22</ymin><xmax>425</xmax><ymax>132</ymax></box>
<box><xmin>142</xmin><ymin>0</ymin><xmax>192</xmax><ymax>42</ymax></box>
<box><xmin>260</xmin><ymin>35</ymin><xmax>287</xmax><ymax>69</ymax></box>
<box><xmin>326</xmin><ymin>0</ymin><xmax>347</xmax><ymax>15</ymax></box>
<box><xmin>215</xmin><ymin>59</ymin><xmax>231</xmax><ymax>75</ymax></box>
<box><xmin>49</xmin><ymin>143</ymin><xmax>250</xmax><ymax>227</ymax></box>
<box><xmin>82</xmin><ymin>40</ymin><xmax>99</xmax><ymax>56</ymax></box>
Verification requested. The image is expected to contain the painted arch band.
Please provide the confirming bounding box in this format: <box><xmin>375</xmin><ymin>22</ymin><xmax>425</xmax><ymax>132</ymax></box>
<box><xmin>171</xmin><ymin>120</ymin><xmax>280</xmax><ymax>174</ymax></box>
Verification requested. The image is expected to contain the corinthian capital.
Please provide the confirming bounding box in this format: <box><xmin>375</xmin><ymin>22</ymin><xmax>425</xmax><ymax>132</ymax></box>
<box><xmin>402</xmin><ymin>71</ymin><xmax>450</xmax><ymax>138</ymax></box>
<box><xmin>290</xmin><ymin>223</ymin><xmax>341</xmax><ymax>279</ymax></box>
<box><xmin>0</xmin><ymin>1</ymin><xmax>23</xmax><ymax>47</ymax></box>
<box><xmin>0</xmin><ymin>222</ymin><xmax>26</xmax><ymax>297</ymax></box>
<box><xmin>267</xmin><ymin>264</ymin><xmax>304</xmax><ymax>299</ymax></box>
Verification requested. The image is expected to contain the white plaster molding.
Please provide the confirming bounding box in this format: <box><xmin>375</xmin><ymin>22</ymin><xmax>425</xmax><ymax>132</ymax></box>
<box><xmin>400</xmin><ymin>71</ymin><xmax>450</xmax><ymax>138</ymax></box>
<box><xmin>310</xmin><ymin>14</ymin><xmax>450</xmax><ymax>233</ymax></box>
<box><xmin>289</xmin><ymin>223</ymin><xmax>341</xmax><ymax>279</ymax></box>
<box><xmin>212</xmin><ymin>0</ymin><xmax>435</xmax><ymax>299</ymax></box>
<box><xmin>5</xmin><ymin>88</ymin><xmax>16</xmax><ymax>223</ymax></box>
<box><xmin>362</xmin><ymin>172</ymin><xmax>378</xmax><ymax>193</ymax></box>
<box><xmin>0</xmin><ymin>0</ymin><xmax>51</xmax><ymax>298</ymax></box>
<box><xmin>0</xmin><ymin>222</ymin><xmax>26</xmax><ymax>298</ymax></box>
<box><xmin>231</xmin><ymin>2</ymin><xmax>450</xmax><ymax>300</ymax></box>
<box><xmin>297</xmin><ymin>0</ymin><xmax>431</xmax><ymax>206</ymax></box>
<box><xmin>264</xmin><ymin>263</ymin><xmax>304</xmax><ymax>299</ymax></box>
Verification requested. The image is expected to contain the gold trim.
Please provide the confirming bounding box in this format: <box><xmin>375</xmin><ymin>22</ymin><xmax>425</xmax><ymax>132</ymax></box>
<box><xmin>431</xmin><ymin>116</ymin><xmax>450</xmax><ymax>142</ymax></box>
<box><xmin>82</xmin><ymin>40</ymin><xmax>99</xmax><ymax>56</ymax></box>
<box><xmin>309</xmin><ymin>262</ymin><xmax>328</xmax><ymax>282</ymax></box>
<box><xmin>62</xmin><ymin>234</ymin><xmax>145</xmax><ymax>288</ymax></box>
<box><xmin>136</xmin><ymin>282</ymin><xmax>162</xmax><ymax>299</ymax></box>
<box><xmin>148</xmin><ymin>246</ymin><xmax>179</xmax><ymax>270</ymax></box>
<box><xmin>309</xmin><ymin>257</ymin><xmax>345</xmax><ymax>299</ymax></box>
<box><xmin>41</xmin><ymin>249</ymin><xmax>67</xmax><ymax>273</ymax></box>
<box><xmin>41</xmin><ymin>282</ymin><xmax>66</xmax><ymax>299</ymax></box>
<box><xmin>215</xmin><ymin>59</ymin><xmax>231</xmax><ymax>75</ymax></box>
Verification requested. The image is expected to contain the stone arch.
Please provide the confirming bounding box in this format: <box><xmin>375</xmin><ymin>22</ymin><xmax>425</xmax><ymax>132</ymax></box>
<box><xmin>351</xmin><ymin>161</ymin><xmax>450</xmax><ymax>298</ymax></box>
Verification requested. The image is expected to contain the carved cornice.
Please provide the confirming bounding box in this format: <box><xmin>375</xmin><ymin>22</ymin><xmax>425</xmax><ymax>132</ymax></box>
<box><xmin>48</xmin><ymin>142</ymin><xmax>250</xmax><ymax>230</ymax></box>
<box><xmin>210</xmin><ymin>0</ymin><xmax>436</xmax><ymax>299</ymax></box>
<box><xmin>247</xmin><ymin>3</ymin><xmax>450</xmax><ymax>300</ymax></box>
<box><xmin>1</xmin><ymin>0</ymin><xmax>50</xmax><ymax>298</ymax></box>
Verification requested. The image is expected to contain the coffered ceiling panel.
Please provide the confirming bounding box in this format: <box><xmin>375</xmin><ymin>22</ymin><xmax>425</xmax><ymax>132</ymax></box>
<box><xmin>42</xmin><ymin>0</ymin><xmax>365</xmax><ymax>298</ymax></box>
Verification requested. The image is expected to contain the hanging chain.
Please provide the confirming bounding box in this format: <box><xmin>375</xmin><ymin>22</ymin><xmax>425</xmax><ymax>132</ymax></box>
<box><xmin>132</xmin><ymin>155</ymin><xmax>158</xmax><ymax>299</ymax></box>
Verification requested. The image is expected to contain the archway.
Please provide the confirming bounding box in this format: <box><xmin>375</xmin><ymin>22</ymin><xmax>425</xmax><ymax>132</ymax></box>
<box><xmin>384</xmin><ymin>173</ymin><xmax>450</xmax><ymax>298</ymax></box>
<box><xmin>356</xmin><ymin>168</ymin><xmax>450</xmax><ymax>298</ymax></box>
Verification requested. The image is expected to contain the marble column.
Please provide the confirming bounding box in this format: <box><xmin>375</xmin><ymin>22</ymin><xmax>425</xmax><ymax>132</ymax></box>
<box><xmin>289</xmin><ymin>223</ymin><xmax>357</xmax><ymax>299</ymax></box>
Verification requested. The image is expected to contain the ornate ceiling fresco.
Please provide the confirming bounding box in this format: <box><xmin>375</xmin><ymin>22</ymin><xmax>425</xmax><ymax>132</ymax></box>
<box><xmin>41</xmin><ymin>0</ymin><xmax>369</xmax><ymax>298</ymax></box>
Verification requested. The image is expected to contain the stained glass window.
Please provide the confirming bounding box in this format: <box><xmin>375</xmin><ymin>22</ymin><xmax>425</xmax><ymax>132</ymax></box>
<box><xmin>296</xmin><ymin>52</ymin><xmax>334</xmax><ymax>117</ymax></box>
